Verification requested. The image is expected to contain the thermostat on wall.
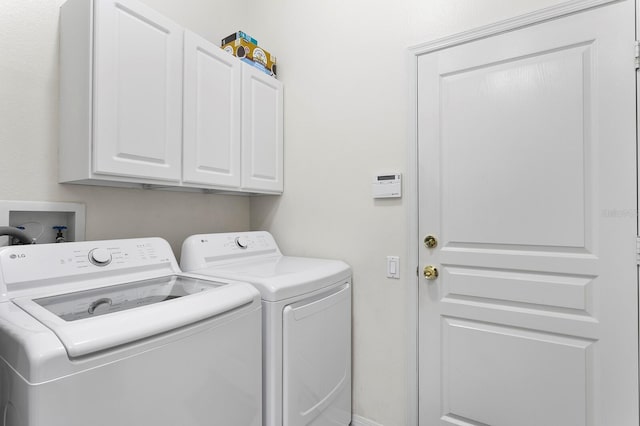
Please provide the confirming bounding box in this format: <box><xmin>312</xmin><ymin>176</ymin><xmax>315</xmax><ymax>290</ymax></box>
<box><xmin>372</xmin><ymin>174</ymin><xmax>402</xmax><ymax>198</ymax></box>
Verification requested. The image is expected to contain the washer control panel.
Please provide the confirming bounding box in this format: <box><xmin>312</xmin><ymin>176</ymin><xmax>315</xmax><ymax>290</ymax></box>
<box><xmin>0</xmin><ymin>238</ymin><xmax>176</xmax><ymax>293</ymax></box>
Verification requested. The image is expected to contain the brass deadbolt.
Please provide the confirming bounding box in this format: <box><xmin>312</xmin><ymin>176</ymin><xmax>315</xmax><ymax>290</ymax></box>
<box><xmin>424</xmin><ymin>235</ymin><xmax>438</xmax><ymax>249</ymax></box>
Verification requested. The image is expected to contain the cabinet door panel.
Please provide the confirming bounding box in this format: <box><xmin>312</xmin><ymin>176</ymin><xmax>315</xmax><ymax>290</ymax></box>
<box><xmin>241</xmin><ymin>64</ymin><xmax>283</xmax><ymax>193</ymax></box>
<box><xmin>183</xmin><ymin>31</ymin><xmax>241</xmax><ymax>187</ymax></box>
<box><xmin>93</xmin><ymin>0</ymin><xmax>182</xmax><ymax>182</ymax></box>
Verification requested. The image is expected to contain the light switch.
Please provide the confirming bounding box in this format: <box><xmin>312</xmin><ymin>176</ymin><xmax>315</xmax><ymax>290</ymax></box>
<box><xmin>387</xmin><ymin>256</ymin><xmax>400</xmax><ymax>279</ymax></box>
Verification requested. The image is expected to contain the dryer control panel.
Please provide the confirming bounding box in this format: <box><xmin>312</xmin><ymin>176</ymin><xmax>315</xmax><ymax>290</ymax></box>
<box><xmin>180</xmin><ymin>231</ymin><xmax>281</xmax><ymax>271</ymax></box>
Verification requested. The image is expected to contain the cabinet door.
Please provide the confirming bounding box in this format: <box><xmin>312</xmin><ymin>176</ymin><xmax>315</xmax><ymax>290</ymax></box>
<box><xmin>241</xmin><ymin>64</ymin><xmax>283</xmax><ymax>193</ymax></box>
<box><xmin>92</xmin><ymin>0</ymin><xmax>182</xmax><ymax>182</ymax></box>
<box><xmin>183</xmin><ymin>31</ymin><xmax>241</xmax><ymax>188</ymax></box>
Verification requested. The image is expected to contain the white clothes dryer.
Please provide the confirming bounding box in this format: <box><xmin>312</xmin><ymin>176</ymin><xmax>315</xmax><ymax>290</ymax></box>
<box><xmin>181</xmin><ymin>231</ymin><xmax>352</xmax><ymax>426</ymax></box>
<box><xmin>0</xmin><ymin>238</ymin><xmax>262</xmax><ymax>426</ymax></box>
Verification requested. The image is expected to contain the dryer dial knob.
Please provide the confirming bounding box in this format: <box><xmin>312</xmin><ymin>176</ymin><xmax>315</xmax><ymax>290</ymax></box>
<box><xmin>235</xmin><ymin>236</ymin><xmax>249</xmax><ymax>249</ymax></box>
<box><xmin>89</xmin><ymin>248</ymin><xmax>112</xmax><ymax>266</ymax></box>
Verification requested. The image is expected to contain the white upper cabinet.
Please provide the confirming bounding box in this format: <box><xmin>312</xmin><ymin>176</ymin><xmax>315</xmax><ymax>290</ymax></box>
<box><xmin>182</xmin><ymin>31</ymin><xmax>242</xmax><ymax>188</ymax></box>
<box><xmin>93</xmin><ymin>0</ymin><xmax>183</xmax><ymax>182</ymax></box>
<box><xmin>241</xmin><ymin>64</ymin><xmax>284</xmax><ymax>193</ymax></box>
<box><xmin>59</xmin><ymin>0</ymin><xmax>183</xmax><ymax>184</ymax></box>
<box><xmin>59</xmin><ymin>0</ymin><xmax>283</xmax><ymax>194</ymax></box>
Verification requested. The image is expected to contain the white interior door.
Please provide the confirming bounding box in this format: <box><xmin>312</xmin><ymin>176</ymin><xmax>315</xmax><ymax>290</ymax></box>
<box><xmin>417</xmin><ymin>2</ymin><xmax>638</xmax><ymax>425</ymax></box>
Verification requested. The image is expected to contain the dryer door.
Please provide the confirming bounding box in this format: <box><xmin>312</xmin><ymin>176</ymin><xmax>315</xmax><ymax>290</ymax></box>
<box><xmin>282</xmin><ymin>282</ymin><xmax>351</xmax><ymax>426</ymax></box>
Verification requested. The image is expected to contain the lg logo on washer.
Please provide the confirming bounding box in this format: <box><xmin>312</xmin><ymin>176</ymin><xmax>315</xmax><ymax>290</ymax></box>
<box><xmin>9</xmin><ymin>253</ymin><xmax>26</xmax><ymax>260</ymax></box>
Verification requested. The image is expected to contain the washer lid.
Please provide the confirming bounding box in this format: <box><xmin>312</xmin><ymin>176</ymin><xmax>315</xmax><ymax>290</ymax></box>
<box><xmin>12</xmin><ymin>274</ymin><xmax>258</xmax><ymax>357</ymax></box>
<box><xmin>195</xmin><ymin>256</ymin><xmax>351</xmax><ymax>302</ymax></box>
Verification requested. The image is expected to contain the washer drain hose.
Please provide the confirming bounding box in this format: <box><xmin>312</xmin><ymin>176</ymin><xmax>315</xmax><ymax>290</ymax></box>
<box><xmin>0</xmin><ymin>226</ymin><xmax>34</xmax><ymax>244</ymax></box>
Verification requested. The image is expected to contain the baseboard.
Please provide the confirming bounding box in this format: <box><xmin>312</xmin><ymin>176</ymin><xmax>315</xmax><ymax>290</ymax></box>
<box><xmin>351</xmin><ymin>414</ymin><xmax>384</xmax><ymax>426</ymax></box>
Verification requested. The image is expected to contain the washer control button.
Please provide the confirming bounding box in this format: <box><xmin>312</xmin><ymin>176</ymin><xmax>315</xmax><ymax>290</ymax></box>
<box><xmin>89</xmin><ymin>248</ymin><xmax>112</xmax><ymax>266</ymax></box>
<box><xmin>235</xmin><ymin>236</ymin><xmax>249</xmax><ymax>249</ymax></box>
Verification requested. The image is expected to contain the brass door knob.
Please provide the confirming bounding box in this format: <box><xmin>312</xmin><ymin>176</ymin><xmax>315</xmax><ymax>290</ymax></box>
<box><xmin>424</xmin><ymin>235</ymin><xmax>438</xmax><ymax>248</ymax></box>
<box><xmin>423</xmin><ymin>266</ymin><xmax>439</xmax><ymax>280</ymax></box>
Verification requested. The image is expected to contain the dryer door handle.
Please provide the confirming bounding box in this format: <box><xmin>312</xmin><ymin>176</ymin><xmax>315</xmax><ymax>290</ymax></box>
<box><xmin>286</xmin><ymin>283</ymin><xmax>350</xmax><ymax>321</ymax></box>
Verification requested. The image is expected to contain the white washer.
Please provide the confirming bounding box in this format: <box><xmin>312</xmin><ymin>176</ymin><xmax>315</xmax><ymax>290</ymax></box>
<box><xmin>0</xmin><ymin>237</ymin><xmax>262</xmax><ymax>426</ymax></box>
<box><xmin>181</xmin><ymin>231</ymin><xmax>352</xmax><ymax>426</ymax></box>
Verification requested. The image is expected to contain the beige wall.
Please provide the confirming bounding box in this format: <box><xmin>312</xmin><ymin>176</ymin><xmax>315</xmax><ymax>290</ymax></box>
<box><xmin>247</xmin><ymin>0</ymin><xmax>565</xmax><ymax>424</ymax></box>
<box><xmin>0</xmin><ymin>0</ymin><xmax>251</xmax><ymax>257</ymax></box>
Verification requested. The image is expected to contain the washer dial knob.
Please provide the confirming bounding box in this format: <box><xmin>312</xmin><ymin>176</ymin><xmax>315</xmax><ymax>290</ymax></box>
<box><xmin>89</xmin><ymin>248</ymin><xmax>112</xmax><ymax>266</ymax></box>
<box><xmin>235</xmin><ymin>236</ymin><xmax>249</xmax><ymax>249</ymax></box>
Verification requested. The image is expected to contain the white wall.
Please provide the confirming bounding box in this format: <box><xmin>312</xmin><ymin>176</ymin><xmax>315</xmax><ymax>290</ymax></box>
<box><xmin>248</xmin><ymin>0</ymin><xmax>566</xmax><ymax>424</ymax></box>
<box><xmin>0</xmin><ymin>0</ymin><xmax>250</xmax><ymax>256</ymax></box>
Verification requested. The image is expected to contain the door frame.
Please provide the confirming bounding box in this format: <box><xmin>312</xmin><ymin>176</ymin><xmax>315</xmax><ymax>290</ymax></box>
<box><xmin>405</xmin><ymin>0</ymin><xmax>628</xmax><ymax>424</ymax></box>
